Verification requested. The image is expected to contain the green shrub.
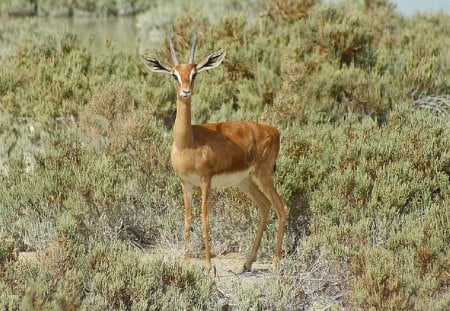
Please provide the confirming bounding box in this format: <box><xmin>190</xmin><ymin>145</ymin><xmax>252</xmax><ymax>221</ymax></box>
<box><xmin>0</xmin><ymin>0</ymin><xmax>36</xmax><ymax>16</ymax></box>
<box><xmin>37</xmin><ymin>0</ymin><xmax>73</xmax><ymax>16</ymax></box>
<box><xmin>305</xmin><ymin>2</ymin><xmax>377</xmax><ymax>67</ymax></box>
<box><xmin>0</xmin><ymin>31</ymin><xmax>178</xmax><ymax>250</ymax></box>
<box><xmin>1</xmin><ymin>0</ymin><xmax>150</xmax><ymax>16</ymax></box>
<box><xmin>279</xmin><ymin>111</ymin><xmax>450</xmax><ymax>308</ymax></box>
<box><xmin>0</xmin><ymin>235</ymin><xmax>16</xmax><ymax>266</ymax></box>
<box><xmin>0</xmin><ymin>239</ymin><xmax>218</xmax><ymax>310</ymax></box>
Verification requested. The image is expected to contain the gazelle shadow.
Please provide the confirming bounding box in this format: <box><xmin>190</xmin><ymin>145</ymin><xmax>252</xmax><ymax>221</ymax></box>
<box><xmin>286</xmin><ymin>191</ymin><xmax>312</xmax><ymax>255</ymax></box>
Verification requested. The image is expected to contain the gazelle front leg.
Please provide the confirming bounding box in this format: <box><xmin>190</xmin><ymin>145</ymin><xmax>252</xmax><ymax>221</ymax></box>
<box><xmin>200</xmin><ymin>176</ymin><xmax>212</xmax><ymax>270</ymax></box>
<box><xmin>181</xmin><ymin>181</ymin><xmax>193</xmax><ymax>261</ymax></box>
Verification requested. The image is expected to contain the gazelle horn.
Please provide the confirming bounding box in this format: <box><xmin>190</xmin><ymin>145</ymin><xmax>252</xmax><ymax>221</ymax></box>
<box><xmin>169</xmin><ymin>29</ymin><xmax>179</xmax><ymax>65</ymax></box>
<box><xmin>188</xmin><ymin>31</ymin><xmax>197</xmax><ymax>64</ymax></box>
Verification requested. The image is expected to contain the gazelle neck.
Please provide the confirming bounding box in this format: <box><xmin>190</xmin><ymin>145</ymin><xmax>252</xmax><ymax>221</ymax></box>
<box><xmin>173</xmin><ymin>96</ymin><xmax>194</xmax><ymax>149</ymax></box>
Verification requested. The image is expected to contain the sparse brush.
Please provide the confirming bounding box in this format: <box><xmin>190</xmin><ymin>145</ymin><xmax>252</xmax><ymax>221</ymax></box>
<box><xmin>1</xmin><ymin>239</ymin><xmax>218</xmax><ymax>310</ymax></box>
<box><xmin>0</xmin><ymin>235</ymin><xmax>17</xmax><ymax>266</ymax></box>
<box><xmin>0</xmin><ymin>0</ymin><xmax>150</xmax><ymax>17</ymax></box>
<box><xmin>411</xmin><ymin>95</ymin><xmax>450</xmax><ymax>125</ymax></box>
<box><xmin>265</xmin><ymin>0</ymin><xmax>319</xmax><ymax>24</ymax></box>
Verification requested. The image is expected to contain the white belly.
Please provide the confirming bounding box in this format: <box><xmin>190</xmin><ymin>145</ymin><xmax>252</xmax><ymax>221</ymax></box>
<box><xmin>180</xmin><ymin>168</ymin><xmax>251</xmax><ymax>188</ymax></box>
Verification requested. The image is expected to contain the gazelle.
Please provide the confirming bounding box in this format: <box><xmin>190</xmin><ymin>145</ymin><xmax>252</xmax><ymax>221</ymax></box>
<box><xmin>142</xmin><ymin>31</ymin><xmax>287</xmax><ymax>272</ymax></box>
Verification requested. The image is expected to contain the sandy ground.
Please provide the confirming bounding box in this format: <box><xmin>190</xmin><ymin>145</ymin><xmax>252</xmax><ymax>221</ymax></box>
<box><xmin>18</xmin><ymin>249</ymin><xmax>274</xmax><ymax>293</ymax></box>
<box><xmin>141</xmin><ymin>247</ymin><xmax>276</xmax><ymax>298</ymax></box>
<box><xmin>190</xmin><ymin>252</ymin><xmax>273</xmax><ymax>286</ymax></box>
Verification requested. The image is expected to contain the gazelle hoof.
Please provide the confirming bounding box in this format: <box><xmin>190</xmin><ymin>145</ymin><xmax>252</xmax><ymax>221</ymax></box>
<box><xmin>271</xmin><ymin>259</ymin><xmax>280</xmax><ymax>271</ymax></box>
<box><xmin>237</xmin><ymin>262</ymin><xmax>252</xmax><ymax>274</ymax></box>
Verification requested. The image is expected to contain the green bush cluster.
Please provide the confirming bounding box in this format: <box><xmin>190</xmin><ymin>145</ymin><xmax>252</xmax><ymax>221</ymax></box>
<box><xmin>280</xmin><ymin>112</ymin><xmax>449</xmax><ymax>308</ymax></box>
<box><xmin>0</xmin><ymin>0</ymin><xmax>449</xmax><ymax>309</ymax></box>
<box><xmin>0</xmin><ymin>0</ymin><xmax>149</xmax><ymax>17</ymax></box>
<box><xmin>0</xmin><ymin>239</ymin><xmax>217</xmax><ymax>310</ymax></box>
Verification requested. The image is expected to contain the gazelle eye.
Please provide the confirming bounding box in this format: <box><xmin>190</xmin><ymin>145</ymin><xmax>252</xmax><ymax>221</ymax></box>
<box><xmin>191</xmin><ymin>73</ymin><xmax>197</xmax><ymax>81</ymax></box>
<box><xmin>172</xmin><ymin>73</ymin><xmax>178</xmax><ymax>81</ymax></box>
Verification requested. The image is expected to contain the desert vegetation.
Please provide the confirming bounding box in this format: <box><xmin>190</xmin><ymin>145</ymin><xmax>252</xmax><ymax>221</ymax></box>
<box><xmin>0</xmin><ymin>0</ymin><xmax>449</xmax><ymax>309</ymax></box>
<box><xmin>0</xmin><ymin>0</ymin><xmax>149</xmax><ymax>16</ymax></box>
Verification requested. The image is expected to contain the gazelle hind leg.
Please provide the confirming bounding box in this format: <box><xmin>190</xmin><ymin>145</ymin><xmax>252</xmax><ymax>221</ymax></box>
<box><xmin>238</xmin><ymin>177</ymin><xmax>271</xmax><ymax>272</ymax></box>
<box><xmin>252</xmin><ymin>174</ymin><xmax>287</xmax><ymax>270</ymax></box>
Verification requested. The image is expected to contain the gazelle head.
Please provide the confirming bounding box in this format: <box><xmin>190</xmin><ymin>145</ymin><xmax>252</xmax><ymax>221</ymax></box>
<box><xmin>142</xmin><ymin>31</ymin><xmax>226</xmax><ymax>101</ymax></box>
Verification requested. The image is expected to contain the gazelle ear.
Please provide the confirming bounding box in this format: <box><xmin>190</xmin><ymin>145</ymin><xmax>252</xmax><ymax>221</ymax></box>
<box><xmin>196</xmin><ymin>50</ymin><xmax>226</xmax><ymax>73</ymax></box>
<box><xmin>141</xmin><ymin>55</ymin><xmax>172</xmax><ymax>74</ymax></box>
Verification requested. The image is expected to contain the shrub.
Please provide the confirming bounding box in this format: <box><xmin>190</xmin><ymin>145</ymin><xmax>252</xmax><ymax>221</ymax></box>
<box><xmin>0</xmin><ymin>0</ymin><xmax>150</xmax><ymax>16</ymax></box>
<box><xmin>0</xmin><ymin>235</ymin><xmax>16</xmax><ymax>267</ymax></box>
<box><xmin>306</xmin><ymin>3</ymin><xmax>377</xmax><ymax>67</ymax></box>
<box><xmin>265</xmin><ymin>0</ymin><xmax>319</xmax><ymax>24</ymax></box>
<box><xmin>1</xmin><ymin>239</ymin><xmax>218</xmax><ymax>310</ymax></box>
<box><xmin>292</xmin><ymin>111</ymin><xmax>450</xmax><ymax>308</ymax></box>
